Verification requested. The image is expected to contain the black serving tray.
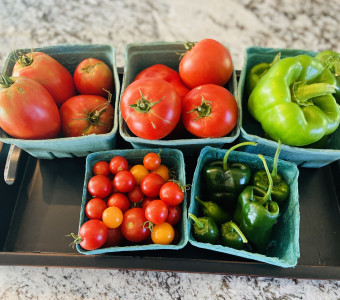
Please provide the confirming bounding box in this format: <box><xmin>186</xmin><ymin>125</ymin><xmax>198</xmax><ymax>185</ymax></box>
<box><xmin>0</xmin><ymin>71</ymin><xmax>340</xmax><ymax>280</ymax></box>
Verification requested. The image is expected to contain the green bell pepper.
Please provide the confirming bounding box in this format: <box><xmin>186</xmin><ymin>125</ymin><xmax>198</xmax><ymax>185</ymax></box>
<box><xmin>189</xmin><ymin>213</ymin><xmax>219</xmax><ymax>244</ymax></box>
<box><xmin>248</xmin><ymin>54</ymin><xmax>340</xmax><ymax>146</ymax></box>
<box><xmin>234</xmin><ymin>155</ymin><xmax>279</xmax><ymax>253</ymax></box>
<box><xmin>252</xmin><ymin>140</ymin><xmax>289</xmax><ymax>206</ymax></box>
<box><xmin>195</xmin><ymin>196</ymin><xmax>230</xmax><ymax>225</ymax></box>
<box><xmin>220</xmin><ymin>220</ymin><xmax>248</xmax><ymax>250</ymax></box>
<box><xmin>315</xmin><ymin>50</ymin><xmax>340</xmax><ymax>103</ymax></box>
<box><xmin>202</xmin><ymin>142</ymin><xmax>257</xmax><ymax>211</ymax></box>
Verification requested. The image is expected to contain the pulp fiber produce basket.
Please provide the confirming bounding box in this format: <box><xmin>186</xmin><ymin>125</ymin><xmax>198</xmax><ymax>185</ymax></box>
<box><xmin>0</xmin><ymin>44</ymin><xmax>120</xmax><ymax>159</ymax></box>
<box><xmin>119</xmin><ymin>41</ymin><xmax>240</xmax><ymax>155</ymax></box>
<box><xmin>238</xmin><ymin>46</ymin><xmax>340</xmax><ymax>168</ymax></box>
<box><xmin>77</xmin><ymin>148</ymin><xmax>188</xmax><ymax>255</ymax></box>
<box><xmin>188</xmin><ymin>146</ymin><xmax>300</xmax><ymax>268</ymax></box>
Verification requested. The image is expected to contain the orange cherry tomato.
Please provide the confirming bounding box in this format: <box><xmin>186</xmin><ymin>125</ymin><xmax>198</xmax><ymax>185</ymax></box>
<box><xmin>130</xmin><ymin>164</ymin><xmax>149</xmax><ymax>185</ymax></box>
<box><xmin>152</xmin><ymin>164</ymin><xmax>170</xmax><ymax>182</ymax></box>
<box><xmin>102</xmin><ymin>206</ymin><xmax>123</xmax><ymax>229</ymax></box>
<box><xmin>151</xmin><ymin>222</ymin><xmax>175</xmax><ymax>245</ymax></box>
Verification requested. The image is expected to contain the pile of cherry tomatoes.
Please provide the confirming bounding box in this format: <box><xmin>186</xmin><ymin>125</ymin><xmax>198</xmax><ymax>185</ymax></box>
<box><xmin>71</xmin><ymin>151</ymin><xmax>185</xmax><ymax>251</ymax></box>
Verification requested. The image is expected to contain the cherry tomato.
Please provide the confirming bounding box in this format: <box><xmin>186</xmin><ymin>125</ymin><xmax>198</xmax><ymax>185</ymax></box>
<box><xmin>140</xmin><ymin>173</ymin><xmax>165</xmax><ymax>198</ymax></box>
<box><xmin>159</xmin><ymin>181</ymin><xmax>184</xmax><ymax>206</ymax></box>
<box><xmin>181</xmin><ymin>84</ymin><xmax>238</xmax><ymax>138</ymax></box>
<box><xmin>107</xmin><ymin>193</ymin><xmax>130</xmax><ymax>213</ymax></box>
<box><xmin>76</xmin><ymin>220</ymin><xmax>108</xmax><ymax>250</ymax></box>
<box><xmin>143</xmin><ymin>152</ymin><xmax>161</xmax><ymax>171</ymax></box>
<box><xmin>120</xmin><ymin>77</ymin><xmax>181</xmax><ymax>140</ymax></box>
<box><xmin>113</xmin><ymin>170</ymin><xmax>135</xmax><ymax>193</ymax></box>
<box><xmin>85</xmin><ymin>197</ymin><xmax>107</xmax><ymax>220</ymax></box>
<box><xmin>109</xmin><ymin>156</ymin><xmax>129</xmax><ymax>175</ymax></box>
<box><xmin>141</xmin><ymin>197</ymin><xmax>156</xmax><ymax>209</ymax></box>
<box><xmin>179</xmin><ymin>39</ymin><xmax>233</xmax><ymax>89</ymax></box>
<box><xmin>74</xmin><ymin>58</ymin><xmax>114</xmax><ymax>97</ymax></box>
<box><xmin>145</xmin><ymin>200</ymin><xmax>168</xmax><ymax>225</ymax></box>
<box><xmin>102</xmin><ymin>206</ymin><xmax>123</xmax><ymax>229</ymax></box>
<box><xmin>152</xmin><ymin>164</ymin><xmax>170</xmax><ymax>182</ymax></box>
<box><xmin>92</xmin><ymin>161</ymin><xmax>110</xmax><ymax>176</ymax></box>
<box><xmin>102</xmin><ymin>227</ymin><xmax>123</xmax><ymax>248</ymax></box>
<box><xmin>166</xmin><ymin>205</ymin><xmax>182</xmax><ymax>226</ymax></box>
<box><xmin>128</xmin><ymin>186</ymin><xmax>144</xmax><ymax>204</ymax></box>
<box><xmin>121</xmin><ymin>208</ymin><xmax>151</xmax><ymax>243</ymax></box>
<box><xmin>129</xmin><ymin>164</ymin><xmax>149</xmax><ymax>186</ymax></box>
<box><xmin>88</xmin><ymin>175</ymin><xmax>112</xmax><ymax>198</ymax></box>
<box><xmin>151</xmin><ymin>222</ymin><xmax>175</xmax><ymax>245</ymax></box>
<box><xmin>60</xmin><ymin>95</ymin><xmax>114</xmax><ymax>137</ymax></box>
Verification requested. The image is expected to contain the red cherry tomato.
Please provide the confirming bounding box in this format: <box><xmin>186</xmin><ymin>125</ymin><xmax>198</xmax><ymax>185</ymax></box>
<box><xmin>159</xmin><ymin>181</ymin><xmax>184</xmax><ymax>206</ymax></box>
<box><xmin>121</xmin><ymin>208</ymin><xmax>151</xmax><ymax>243</ymax></box>
<box><xmin>76</xmin><ymin>220</ymin><xmax>108</xmax><ymax>250</ymax></box>
<box><xmin>166</xmin><ymin>205</ymin><xmax>182</xmax><ymax>226</ymax></box>
<box><xmin>107</xmin><ymin>193</ymin><xmax>130</xmax><ymax>213</ymax></box>
<box><xmin>85</xmin><ymin>197</ymin><xmax>107</xmax><ymax>220</ymax></box>
<box><xmin>87</xmin><ymin>175</ymin><xmax>112</xmax><ymax>198</ymax></box>
<box><xmin>92</xmin><ymin>161</ymin><xmax>110</xmax><ymax>176</ymax></box>
<box><xmin>113</xmin><ymin>170</ymin><xmax>135</xmax><ymax>193</ymax></box>
<box><xmin>102</xmin><ymin>227</ymin><xmax>123</xmax><ymax>248</ymax></box>
<box><xmin>145</xmin><ymin>200</ymin><xmax>168</xmax><ymax>225</ymax></box>
<box><xmin>141</xmin><ymin>197</ymin><xmax>156</xmax><ymax>209</ymax></box>
<box><xmin>128</xmin><ymin>186</ymin><xmax>145</xmax><ymax>203</ymax></box>
<box><xmin>109</xmin><ymin>156</ymin><xmax>129</xmax><ymax>175</ymax></box>
<box><xmin>140</xmin><ymin>173</ymin><xmax>165</xmax><ymax>198</ymax></box>
<box><xmin>143</xmin><ymin>152</ymin><xmax>161</xmax><ymax>171</ymax></box>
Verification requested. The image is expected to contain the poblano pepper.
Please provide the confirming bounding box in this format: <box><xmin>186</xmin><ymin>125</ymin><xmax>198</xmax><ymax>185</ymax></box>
<box><xmin>252</xmin><ymin>140</ymin><xmax>289</xmax><ymax>206</ymax></box>
<box><xmin>189</xmin><ymin>213</ymin><xmax>219</xmax><ymax>244</ymax></box>
<box><xmin>220</xmin><ymin>221</ymin><xmax>248</xmax><ymax>250</ymax></box>
<box><xmin>248</xmin><ymin>54</ymin><xmax>340</xmax><ymax>146</ymax></box>
<box><xmin>202</xmin><ymin>142</ymin><xmax>257</xmax><ymax>211</ymax></box>
<box><xmin>234</xmin><ymin>155</ymin><xmax>279</xmax><ymax>254</ymax></box>
<box><xmin>195</xmin><ymin>196</ymin><xmax>230</xmax><ymax>225</ymax></box>
<box><xmin>315</xmin><ymin>50</ymin><xmax>340</xmax><ymax>103</ymax></box>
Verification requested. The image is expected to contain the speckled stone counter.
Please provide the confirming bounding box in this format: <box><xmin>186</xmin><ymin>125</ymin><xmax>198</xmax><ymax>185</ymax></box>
<box><xmin>0</xmin><ymin>0</ymin><xmax>340</xmax><ymax>299</ymax></box>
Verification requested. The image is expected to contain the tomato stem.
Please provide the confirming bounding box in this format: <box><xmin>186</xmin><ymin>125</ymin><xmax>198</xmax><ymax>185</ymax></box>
<box><xmin>66</xmin><ymin>233</ymin><xmax>83</xmax><ymax>248</ymax></box>
<box><xmin>0</xmin><ymin>74</ymin><xmax>15</xmax><ymax>88</ymax></box>
<box><xmin>187</xmin><ymin>96</ymin><xmax>212</xmax><ymax>120</ymax></box>
<box><xmin>15</xmin><ymin>51</ymin><xmax>34</xmax><ymax>67</ymax></box>
<box><xmin>129</xmin><ymin>89</ymin><xmax>165</xmax><ymax>113</ymax></box>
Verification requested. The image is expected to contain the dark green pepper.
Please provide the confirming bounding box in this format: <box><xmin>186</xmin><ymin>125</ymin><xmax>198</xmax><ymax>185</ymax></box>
<box><xmin>189</xmin><ymin>213</ymin><xmax>219</xmax><ymax>244</ymax></box>
<box><xmin>252</xmin><ymin>140</ymin><xmax>289</xmax><ymax>206</ymax></box>
<box><xmin>195</xmin><ymin>196</ymin><xmax>230</xmax><ymax>225</ymax></box>
<box><xmin>234</xmin><ymin>155</ymin><xmax>279</xmax><ymax>254</ymax></box>
<box><xmin>220</xmin><ymin>221</ymin><xmax>248</xmax><ymax>250</ymax></box>
<box><xmin>202</xmin><ymin>142</ymin><xmax>257</xmax><ymax>211</ymax></box>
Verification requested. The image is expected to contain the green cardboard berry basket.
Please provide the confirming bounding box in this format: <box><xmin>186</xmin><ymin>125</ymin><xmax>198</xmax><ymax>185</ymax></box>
<box><xmin>119</xmin><ymin>41</ymin><xmax>240</xmax><ymax>155</ymax></box>
<box><xmin>0</xmin><ymin>44</ymin><xmax>120</xmax><ymax>159</ymax></box>
<box><xmin>238</xmin><ymin>46</ymin><xmax>340</xmax><ymax>168</ymax></box>
<box><xmin>77</xmin><ymin>148</ymin><xmax>188</xmax><ymax>255</ymax></box>
<box><xmin>188</xmin><ymin>146</ymin><xmax>300</xmax><ymax>268</ymax></box>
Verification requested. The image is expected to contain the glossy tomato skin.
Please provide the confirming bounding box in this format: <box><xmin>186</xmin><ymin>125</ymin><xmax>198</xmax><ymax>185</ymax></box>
<box><xmin>140</xmin><ymin>173</ymin><xmax>165</xmax><ymax>198</ymax></box>
<box><xmin>112</xmin><ymin>170</ymin><xmax>135</xmax><ymax>193</ymax></box>
<box><xmin>120</xmin><ymin>78</ymin><xmax>181</xmax><ymax>140</ymax></box>
<box><xmin>60</xmin><ymin>95</ymin><xmax>114</xmax><ymax>137</ymax></box>
<box><xmin>145</xmin><ymin>200</ymin><xmax>168</xmax><ymax>225</ymax></box>
<box><xmin>0</xmin><ymin>76</ymin><xmax>61</xmax><ymax>139</ymax></box>
<box><xmin>87</xmin><ymin>175</ymin><xmax>112</xmax><ymax>198</ymax></box>
<box><xmin>121</xmin><ymin>208</ymin><xmax>151</xmax><ymax>243</ymax></box>
<box><xmin>135</xmin><ymin>64</ymin><xmax>190</xmax><ymax>101</ymax></box>
<box><xmin>107</xmin><ymin>193</ymin><xmax>130</xmax><ymax>213</ymax></box>
<box><xmin>74</xmin><ymin>58</ymin><xmax>114</xmax><ymax>97</ymax></box>
<box><xmin>78</xmin><ymin>219</ymin><xmax>108</xmax><ymax>250</ymax></box>
<box><xmin>182</xmin><ymin>84</ymin><xmax>238</xmax><ymax>138</ymax></box>
<box><xmin>159</xmin><ymin>181</ymin><xmax>184</xmax><ymax>206</ymax></box>
<box><xmin>12</xmin><ymin>52</ymin><xmax>76</xmax><ymax>107</ymax></box>
<box><xmin>179</xmin><ymin>39</ymin><xmax>233</xmax><ymax>89</ymax></box>
<box><xmin>166</xmin><ymin>205</ymin><xmax>182</xmax><ymax>226</ymax></box>
<box><xmin>109</xmin><ymin>156</ymin><xmax>129</xmax><ymax>175</ymax></box>
<box><xmin>151</xmin><ymin>222</ymin><xmax>175</xmax><ymax>245</ymax></box>
<box><xmin>92</xmin><ymin>161</ymin><xmax>110</xmax><ymax>176</ymax></box>
<box><xmin>85</xmin><ymin>197</ymin><xmax>107</xmax><ymax>220</ymax></box>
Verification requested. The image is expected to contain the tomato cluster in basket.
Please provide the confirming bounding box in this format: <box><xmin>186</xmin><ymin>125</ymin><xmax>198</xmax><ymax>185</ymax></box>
<box><xmin>0</xmin><ymin>52</ymin><xmax>115</xmax><ymax>140</ymax></box>
<box><xmin>70</xmin><ymin>151</ymin><xmax>185</xmax><ymax>251</ymax></box>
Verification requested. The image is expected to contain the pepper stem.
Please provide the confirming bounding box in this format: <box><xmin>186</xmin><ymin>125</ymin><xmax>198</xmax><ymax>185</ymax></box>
<box><xmin>228</xmin><ymin>221</ymin><xmax>248</xmax><ymax>244</ymax></box>
<box><xmin>292</xmin><ymin>81</ymin><xmax>336</xmax><ymax>104</ymax></box>
<box><xmin>195</xmin><ymin>196</ymin><xmax>208</xmax><ymax>208</ymax></box>
<box><xmin>223</xmin><ymin>142</ymin><xmax>257</xmax><ymax>171</ymax></box>
<box><xmin>188</xmin><ymin>213</ymin><xmax>204</xmax><ymax>230</ymax></box>
<box><xmin>258</xmin><ymin>155</ymin><xmax>273</xmax><ymax>204</ymax></box>
<box><xmin>270</xmin><ymin>52</ymin><xmax>281</xmax><ymax>66</ymax></box>
<box><xmin>0</xmin><ymin>74</ymin><xmax>15</xmax><ymax>88</ymax></box>
<box><xmin>271</xmin><ymin>139</ymin><xmax>282</xmax><ymax>179</ymax></box>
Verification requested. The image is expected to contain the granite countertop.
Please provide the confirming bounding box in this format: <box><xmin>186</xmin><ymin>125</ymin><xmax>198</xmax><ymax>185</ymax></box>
<box><xmin>1</xmin><ymin>0</ymin><xmax>340</xmax><ymax>299</ymax></box>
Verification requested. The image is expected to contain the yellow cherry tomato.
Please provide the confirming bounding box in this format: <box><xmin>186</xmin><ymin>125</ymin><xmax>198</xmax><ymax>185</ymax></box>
<box><xmin>130</xmin><ymin>164</ymin><xmax>149</xmax><ymax>185</ymax></box>
<box><xmin>152</xmin><ymin>164</ymin><xmax>169</xmax><ymax>182</ymax></box>
<box><xmin>151</xmin><ymin>222</ymin><xmax>175</xmax><ymax>245</ymax></box>
<box><xmin>102</xmin><ymin>206</ymin><xmax>123</xmax><ymax>229</ymax></box>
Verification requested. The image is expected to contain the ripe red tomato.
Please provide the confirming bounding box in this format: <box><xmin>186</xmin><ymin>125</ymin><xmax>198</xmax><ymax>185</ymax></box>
<box><xmin>128</xmin><ymin>186</ymin><xmax>144</xmax><ymax>203</ymax></box>
<box><xmin>12</xmin><ymin>52</ymin><xmax>76</xmax><ymax>107</ymax></box>
<box><xmin>143</xmin><ymin>152</ymin><xmax>161</xmax><ymax>171</ymax></box>
<box><xmin>85</xmin><ymin>197</ymin><xmax>107</xmax><ymax>220</ymax></box>
<box><xmin>120</xmin><ymin>77</ymin><xmax>181</xmax><ymax>140</ymax></box>
<box><xmin>159</xmin><ymin>181</ymin><xmax>184</xmax><ymax>206</ymax></box>
<box><xmin>77</xmin><ymin>219</ymin><xmax>108</xmax><ymax>250</ymax></box>
<box><xmin>145</xmin><ymin>200</ymin><xmax>168</xmax><ymax>225</ymax></box>
<box><xmin>107</xmin><ymin>193</ymin><xmax>130</xmax><ymax>213</ymax></box>
<box><xmin>135</xmin><ymin>64</ymin><xmax>190</xmax><ymax>101</ymax></box>
<box><xmin>179</xmin><ymin>39</ymin><xmax>233</xmax><ymax>89</ymax></box>
<box><xmin>181</xmin><ymin>84</ymin><xmax>238</xmax><ymax>138</ymax></box>
<box><xmin>60</xmin><ymin>95</ymin><xmax>114</xmax><ymax>137</ymax></box>
<box><xmin>112</xmin><ymin>170</ymin><xmax>135</xmax><ymax>193</ymax></box>
<box><xmin>0</xmin><ymin>76</ymin><xmax>61</xmax><ymax>139</ymax></box>
<box><xmin>141</xmin><ymin>197</ymin><xmax>156</xmax><ymax>209</ymax></box>
<box><xmin>109</xmin><ymin>156</ymin><xmax>129</xmax><ymax>175</ymax></box>
<box><xmin>88</xmin><ymin>175</ymin><xmax>112</xmax><ymax>198</ymax></box>
<box><xmin>140</xmin><ymin>173</ymin><xmax>165</xmax><ymax>198</ymax></box>
<box><xmin>92</xmin><ymin>161</ymin><xmax>110</xmax><ymax>176</ymax></box>
<box><xmin>103</xmin><ymin>227</ymin><xmax>123</xmax><ymax>248</ymax></box>
<box><xmin>121</xmin><ymin>208</ymin><xmax>151</xmax><ymax>243</ymax></box>
<box><xmin>166</xmin><ymin>205</ymin><xmax>182</xmax><ymax>226</ymax></box>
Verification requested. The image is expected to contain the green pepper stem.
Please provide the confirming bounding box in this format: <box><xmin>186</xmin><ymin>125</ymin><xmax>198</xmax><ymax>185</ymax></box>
<box><xmin>271</xmin><ymin>139</ymin><xmax>282</xmax><ymax>179</ymax></box>
<box><xmin>270</xmin><ymin>52</ymin><xmax>281</xmax><ymax>66</ymax></box>
<box><xmin>223</xmin><ymin>142</ymin><xmax>257</xmax><ymax>171</ymax></box>
<box><xmin>195</xmin><ymin>196</ymin><xmax>207</xmax><ymax>208</ymax></box>
<box><xmin>188</xmin><ymin>213</ymin><xmax>204</xmax><ymax>229</ymax></box>
<box><xmin>228</xmin><ymin>221</ymin><xmax>248</xmax><ymax>244</ymax></box>
<box><xmin>258</xmin><ymin>155</ymin><xmax>273</xmax><ymax>204</ymax></box>
<box><xmin>292</xmin><ymin>81</ymin><xmax>336</xmax><ymax>104</ymax></box>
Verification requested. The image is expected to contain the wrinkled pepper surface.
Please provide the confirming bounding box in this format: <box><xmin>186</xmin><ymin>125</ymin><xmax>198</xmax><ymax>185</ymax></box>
<box><xmin>195</xmin><ymin>196</ymin><xmax>230</xmax><ymax>225</ymax></box>
<box><xmin>202</xmin><ymin>142</ymin><xmax>257</xmax><ymax>211</ymax></box>
<box><xmin>234</xmin><ymin>155</ymin><xmax>279</xmax><ymax>253</ymax></box>
<box><xmin>220</xmin><ymin>221</ymin><xmax>248</xmax><ymax>250</ymax></box>
<box><xmin>248</xmin><ymin>54</ymin><xmax>340</xmax><ymax>146</ymax></box>
<box><xmin>253</xmin><ymin>140</ymin><xmax>289</xmax><ymax>206</ymax></box>
<box><xmin>189</xmin><ymin>213</ymin><xmax>219</xmax><ymax>244</ymax></box>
